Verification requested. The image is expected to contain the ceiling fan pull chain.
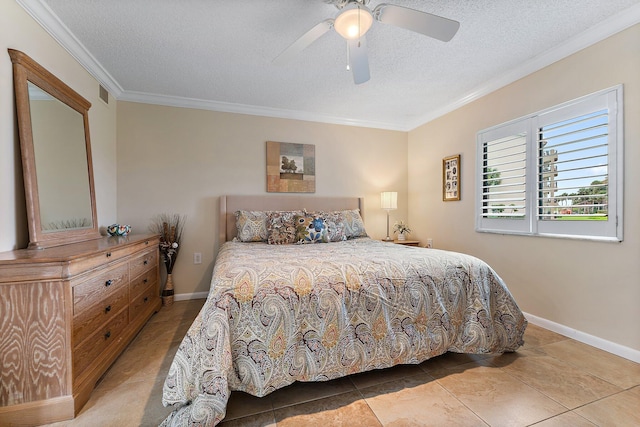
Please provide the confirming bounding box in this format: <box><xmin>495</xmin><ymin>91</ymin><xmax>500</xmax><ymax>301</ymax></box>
<box><xmin>346</xmin><ymin>43</ymin><xmax>351</xmax><ymax>71</ymax></box>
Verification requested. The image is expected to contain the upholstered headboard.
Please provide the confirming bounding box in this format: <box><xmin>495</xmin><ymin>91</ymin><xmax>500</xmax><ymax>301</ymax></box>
<box><xmin>219</xmin><ymin>195</ymin><xmax>364</xmax><ymax>246</ymax></box>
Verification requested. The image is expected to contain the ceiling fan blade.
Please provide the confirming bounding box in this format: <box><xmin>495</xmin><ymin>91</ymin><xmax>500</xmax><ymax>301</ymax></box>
<box><xmin>348</xmin><ymin>37</ymin><xmax>370</xmax><ymax>85</ymax></box>
<box><xmin>273</xmin><ymin>19</ymin><xmax>334</xmax><ymax>65</ymax></box>
<box><xmin>373</xmin><ymin>4</ymin><xmax>460</xmax><ymax>42</ymax></box>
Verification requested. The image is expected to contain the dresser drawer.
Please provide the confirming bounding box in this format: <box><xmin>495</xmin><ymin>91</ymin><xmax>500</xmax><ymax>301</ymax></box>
<box><xmin>130</xmin><ymin>284</ymin><xmax>158</xmax><ymax>324</ymax></box>
<box><xmin>130</xmin><ymin>248</ymin><xmax>157</xmax><ymax>279</ymax></box>
<box><xmin>130</xmin><ymin>268</ymin><xmax>157</xmax><ymax>300</ymax></box>
<box><xmin>67</xmin><ymin>238</ymin><xmax>156</xmax><ymax>277</ymax></box>
<box><xmin>73</xmin><ymin>261</ymin><xmax>129</xmax><ymax>315</ymax></box>
<box><xmin>73</xmin><ymin>309</ymin><xmax>128</xmax><ymax>378</ymax></box>
<box><xmin>73</xmin><ymin>285</ymin><xmax>129</xmax><ymax>347</ymax></box>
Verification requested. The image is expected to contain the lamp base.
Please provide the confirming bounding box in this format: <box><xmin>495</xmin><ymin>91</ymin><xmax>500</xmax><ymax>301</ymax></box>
<box><xmin>384</xmin><ymin>210</ymin><xmax>392</xmax><ymax>242</ymax></box>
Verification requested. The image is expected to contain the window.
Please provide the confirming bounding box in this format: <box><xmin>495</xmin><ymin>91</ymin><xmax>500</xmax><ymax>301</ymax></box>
<box><xmin>476</xmin><ymin>86</ymin><xmax>623</xmax><ymax>241</ymax></box>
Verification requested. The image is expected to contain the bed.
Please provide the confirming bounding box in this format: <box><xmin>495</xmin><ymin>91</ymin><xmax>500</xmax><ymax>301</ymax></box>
<box><xmin>160</xmin><ymin>195</ymin><xmax>527</xmax><ymax>426</ymax></box>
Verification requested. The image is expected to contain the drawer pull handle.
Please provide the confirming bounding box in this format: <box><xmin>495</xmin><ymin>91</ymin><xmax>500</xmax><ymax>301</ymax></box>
<box><xmin>105</xmin><ymin>279</ymin><xmax>113</xmax><ymax>287</ymax></box>
<box><xmin>143</xmin><ymin>260</ymin><xmax>149</xmax><ymax>265</ymax></box>
<box><xmin>144</xmin><ymin>296</ymin><xmax>149</xmax><ymax>303</ymax></box>
<box><xmin>105</xmin><ymin>305</ymin><xmax>111</xmax><ymax>313</ymax></box>
<box><xmin>106</xmin><ymin>252</ymin><xmax>112</xmax><ymax>258</ymax></box>
<box><xmin>145</xmin><ymin>240</ymin><xmax>149</xmax><ymax>245</ymax></box>
<box><xmin>105</xmin><ymin>331</ymin><xmax>111</xmax><ymax>339</ymax></box>
<box><xmin>143</xmin><ymin>279</ymin><xmax>148</xmax><ymax>284</ymax></box>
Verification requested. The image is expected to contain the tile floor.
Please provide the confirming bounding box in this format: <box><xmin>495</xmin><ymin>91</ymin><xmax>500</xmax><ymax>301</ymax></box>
<box><xmin>45</xmin><ymin>299</ymin><xmax>640</xmax><ymax>427</ymax></box>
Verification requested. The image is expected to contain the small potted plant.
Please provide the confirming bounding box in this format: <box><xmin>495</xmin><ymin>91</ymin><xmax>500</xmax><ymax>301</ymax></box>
<box><xmin>393</xmin><ymin>221</ymin><xmax>411</xmax><ymax>241</ymax></box>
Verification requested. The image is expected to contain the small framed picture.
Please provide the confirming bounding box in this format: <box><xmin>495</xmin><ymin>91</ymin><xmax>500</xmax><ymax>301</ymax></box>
<box><xmin>443</xmin><ymin>154</ymin><xmax>461</xmax><ymax>201</ymax></box>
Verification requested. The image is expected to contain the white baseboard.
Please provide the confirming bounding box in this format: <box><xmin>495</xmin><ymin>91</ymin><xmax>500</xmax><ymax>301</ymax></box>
<box><xmin>174</xmin><ymin>291</ymin><xmax>209</xmax><ymax>301</ymax></box>
<box><xmin>524</xmin><ymin>311</ymin><xmax>640</xmax><ymax>363</ymax></box>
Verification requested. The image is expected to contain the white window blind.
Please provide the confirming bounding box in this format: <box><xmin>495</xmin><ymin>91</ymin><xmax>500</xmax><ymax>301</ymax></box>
<box><xmin>476</xmin><ymin>86</ymin><xmax>623</xmax><ymax>241</ymax></box>
<box><xmin>476</xmin><ymin>119</ymin><xmax>530</xmax><ymax>234</ymax></box>
<box><xmin>537</xmin><ymin>110</ymin><xmax>608</xmax><ymax>220</ymax></box>
<box><xmin>481</xmin><ymin>134</ymin><xmax>527</xmax><ymax>220</ymax></box>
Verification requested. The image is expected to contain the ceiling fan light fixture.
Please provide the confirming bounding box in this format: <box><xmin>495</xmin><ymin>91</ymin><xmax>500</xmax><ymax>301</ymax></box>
<box><xmin>334</xmin><ymin>3</ymin><xmax>373</xmax><ymax>40</ymax></box>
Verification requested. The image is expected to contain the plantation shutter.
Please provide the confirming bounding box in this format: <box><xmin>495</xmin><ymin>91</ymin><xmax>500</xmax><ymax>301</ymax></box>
<box><xmin>476</xmin><ymin>85</ymin><xmax>622</xmax><ymax>241</ymax></box>
<box><xmin>532</xmin><ymin>88</ymin><xmax>621</xmax><ymax>240</ymax></box>
<box><xmin>536</xmin><ymin>110</ymin><xmax>608</xmax><ymax>220</ymax></box>
<box><xmin>476</xmin><ymin>120</ymin><xmax>530</xmax><ymax>234</ymax></box>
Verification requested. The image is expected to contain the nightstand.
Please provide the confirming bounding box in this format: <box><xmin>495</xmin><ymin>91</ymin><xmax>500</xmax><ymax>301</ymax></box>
<box><xmin>382</xmin><ymin>239</ymin><xmax>420</xmax><ymax>247</ymax></box>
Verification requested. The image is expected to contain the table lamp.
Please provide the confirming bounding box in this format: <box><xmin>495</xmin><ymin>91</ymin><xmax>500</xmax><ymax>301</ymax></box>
<box><xmin>380</xmin><ymin>191</ymin><xmax>397</xmax><ymax>241</ymax></box>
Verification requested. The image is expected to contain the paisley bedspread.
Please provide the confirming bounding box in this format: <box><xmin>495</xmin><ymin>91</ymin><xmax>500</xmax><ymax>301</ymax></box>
<box><xmin>161</xmin><ymin>238</ymin><xmax>527</xmax><ymax>426</ymax></box>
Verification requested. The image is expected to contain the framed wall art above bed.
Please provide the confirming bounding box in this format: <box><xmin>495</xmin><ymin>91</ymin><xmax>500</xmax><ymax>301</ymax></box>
<box><xmin>266</xmin><ymin>141</ymin><xmax>315</xmax><ymax>193</ymax></box>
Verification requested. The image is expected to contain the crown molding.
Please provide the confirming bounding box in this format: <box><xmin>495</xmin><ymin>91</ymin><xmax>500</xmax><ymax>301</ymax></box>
<box><xmin>118</xmin><ymin>91</ymin><xmax>408</xmax><ymax>131</ymax></box>
<box><xmin>406</xmin><ymin>3</ymin><xmax>640</xmax><ymax>131</ymax></box>
<box><xmin>16</xmin><ymin>0</ymin><xmax>124</xmax><ymax>97</ymax></box>
<box><xmin>18</xmin><ymin>0</ymin><xmax>640</xmax><ymax>132</ymax></box>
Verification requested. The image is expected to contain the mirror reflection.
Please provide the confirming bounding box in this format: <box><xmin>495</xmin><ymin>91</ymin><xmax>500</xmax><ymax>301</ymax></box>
<box><xmin>10</xmin><ymin>48</ymin><xmax>100</xmax><ymax>249</ymax></box>
<box><xmin>28</xmin><ymin>82</ymin><xmax>93</xmax><ymax>232</ymax></box>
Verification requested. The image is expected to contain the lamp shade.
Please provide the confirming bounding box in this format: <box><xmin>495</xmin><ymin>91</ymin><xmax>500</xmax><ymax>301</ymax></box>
<box><xmin>334</xmin><ymin>3</ymin><xmax>373</xmax><ymax>40</ymax></box>
<box><xmin>380</xmin><ymin>191</ymin><xmax>398</xmax><ymax>210</ymax></box>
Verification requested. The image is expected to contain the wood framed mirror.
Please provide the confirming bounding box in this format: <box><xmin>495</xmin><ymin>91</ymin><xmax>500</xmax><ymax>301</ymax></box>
<box><xmin>9</xmin><ymin>49</ymin><xmax>100</xmax><ymax>249</ymax></box>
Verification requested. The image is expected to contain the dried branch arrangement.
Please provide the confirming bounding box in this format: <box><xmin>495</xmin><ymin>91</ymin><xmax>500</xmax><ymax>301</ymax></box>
<box><xmin>149</xmin><ymin>213</ymin><xmax>185</xmax><ymax>274</ymax></box>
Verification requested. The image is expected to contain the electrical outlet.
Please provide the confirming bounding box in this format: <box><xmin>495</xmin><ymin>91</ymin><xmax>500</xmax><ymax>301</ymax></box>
<box><xmin>193</xmin><ymin>252</ymin><xmax>202</xmax><ymax>264</ymax></box>
<box><xmin>426</xmin><ymin>238</ymin><xmax>433</xmax><ymax>248</ymax></box>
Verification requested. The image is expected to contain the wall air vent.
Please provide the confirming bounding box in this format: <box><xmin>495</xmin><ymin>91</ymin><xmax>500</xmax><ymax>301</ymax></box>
<box><xmin>99</xmin><ymin>85</ymin><xmax>109</xmax><ymax>104</ymax></box>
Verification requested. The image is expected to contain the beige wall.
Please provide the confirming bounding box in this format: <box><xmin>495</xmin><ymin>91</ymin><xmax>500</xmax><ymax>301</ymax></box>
<box><xmin>116</xmin><ymin>103</ymin><xmax>408</xmax><ymax>295</ymax></box>
<box><xmin>4</xmin><ymin>0</ymin><xmax>636</xmax><ymax>357</ymax></box>
<box><xmin>0</xmin><ymin>2</ymin><xmax>118</xmax><ymax>251</ymax></box>
<box><xmin>408</xmin><ymin>24</ymin><xmax>640</xmax><ymax>353</ymax></box>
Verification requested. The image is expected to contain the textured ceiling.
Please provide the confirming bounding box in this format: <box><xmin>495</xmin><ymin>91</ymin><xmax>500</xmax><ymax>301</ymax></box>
<box><xmin>22</xmin><ymin>0</ymin><xmax>640</xmax><ymax>130</ymax></box>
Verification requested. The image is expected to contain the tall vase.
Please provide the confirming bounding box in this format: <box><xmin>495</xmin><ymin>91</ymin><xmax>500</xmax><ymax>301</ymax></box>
<box><xmin>162</xmin><ymin>273</ymin><xmax>174</xmax><ymax>307</ymax></box>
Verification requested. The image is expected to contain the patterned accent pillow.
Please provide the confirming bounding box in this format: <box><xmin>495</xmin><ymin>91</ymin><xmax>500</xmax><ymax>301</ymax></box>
<box><xmin>315</xmin><ymin>213</ymin><xmax>347</xmax><ymax>242</ymax></box>
<box><xmin>295</xmin><ymin>214</ymin><xmax>329</xmax><ymax>244</ymax></box>
<box><xmin>325</xmin><ymin>218</ymin><xmax>347</xmax><ymax>242</ymax></box>
<box><xmin>315</xmin><ymin>209</ymin><xmax>367</xmax><ymax>239</ymax></box>
<box><xmin>235</xmin><ymin>210</ymin><xmax>268</xmax><ymax>242</ymax></box>
<box><xmin>341</xmin><ymin>209</ymin><xmax>367</xmax><ymax>238</ymax></box>
<box><xmin>266</xmin><ymin>211</ymin><xmax>302</xmax><ymax>245</ymax></box>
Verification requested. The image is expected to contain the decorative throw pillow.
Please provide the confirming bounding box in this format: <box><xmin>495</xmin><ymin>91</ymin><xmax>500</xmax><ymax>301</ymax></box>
<box><xmin>308</xmin><ymin>211</ymin><xmax>347</xmax><ymax>242</ymax></box>
<box><xmin>266</xmin><ymin>211</ymin><xmax>302</xmax><ymax>245</ymax></box>
<box><xmin>341</xmin><ymin>209</ymin><xmax>367</xmax><ymax>238</ymax></box>
<box><xmin>235</xmin><ymin>210</ymin><xmax>268</xmax><ymax>242</ymax></box>
<box><xmin>315</xmin><ymin>209</ymin><xmax>367</xmax><ymax>239</ymax></box>
<box><xmin>325</xmin><ymin>219</ymin><xmax>347</xmax><ymax>242</ymax></box>
<box><xmin>295</xmin><ymin>214</ymin><xmax>329</xmax><ymax>244</ymax></box>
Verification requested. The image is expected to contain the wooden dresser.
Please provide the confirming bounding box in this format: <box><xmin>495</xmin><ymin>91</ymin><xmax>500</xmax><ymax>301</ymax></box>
<box><xmin>0</xmin><ymin>234</ymin><xmax>162</xmax><ymax>426</ymax></box>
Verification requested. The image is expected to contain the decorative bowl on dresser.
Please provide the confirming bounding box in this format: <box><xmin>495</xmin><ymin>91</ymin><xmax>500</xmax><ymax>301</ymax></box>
<box><xmin>0</xmin><ymin>233</ymin><xmax>161</xmax><ymax>425</ymax></box>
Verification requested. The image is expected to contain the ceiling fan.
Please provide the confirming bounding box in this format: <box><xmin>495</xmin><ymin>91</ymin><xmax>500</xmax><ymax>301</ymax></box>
<box><xmin>273</xmin><ymin>0</ymin><xmax>460</xmax><ymax>84</ymax></box>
